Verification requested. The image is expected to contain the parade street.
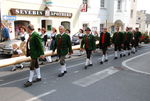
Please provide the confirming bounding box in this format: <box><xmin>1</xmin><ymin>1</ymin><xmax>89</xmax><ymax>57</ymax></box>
<box><xmin>0</xmin><ymin>44</ymin><xmax>150</xmax><ymax>101</ymax></box>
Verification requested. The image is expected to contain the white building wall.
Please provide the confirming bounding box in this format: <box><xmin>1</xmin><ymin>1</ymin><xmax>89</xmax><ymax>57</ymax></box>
<box><xmin>79</xmin><ymin>0</ymin><xmax>101</xmax><ymax>32</ymax></box>
<box><xmin>2</xmin><ymin>0</ymin><xmax>82</xmax><ymax>39</ymax></box>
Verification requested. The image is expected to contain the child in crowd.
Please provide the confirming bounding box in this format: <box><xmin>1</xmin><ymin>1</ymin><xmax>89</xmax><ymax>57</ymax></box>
<box><xmin>11</xmin><ymin>43</ymin><xmax>24</xmax><ymax>71</ymax></box>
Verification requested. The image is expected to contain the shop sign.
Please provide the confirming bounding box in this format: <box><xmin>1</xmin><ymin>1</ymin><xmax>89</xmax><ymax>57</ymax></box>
<box><xmin>81</xmin><ymin>4</ymin><xmax>87</xmax><ymax>12</ymax></box>
<box><xmin>10</xmin><ymin>8</ymin><xmax>72</xmax><ymax>18</ymax></box>
<box><xmin>10</xmin><ymin>9</ymin><xmax>43</xmax><ymax>16</ymax></box>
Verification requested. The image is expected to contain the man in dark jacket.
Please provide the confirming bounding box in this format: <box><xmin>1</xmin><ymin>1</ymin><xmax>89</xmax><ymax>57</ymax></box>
<box><xmin>80</xmin><ymin>27</ymin><xmax>96</xmax><ymax>69</ymax></box>
<box><xmin>24</xmin><ymin>24</ymin><xmax>44</xmax><ymax>87</ymax></box>
<box><xmin>134</xmin><ymin>28</ymin><xmax>142</xmax><ymax>48</ymax></box>
<box><xmin>99</xmin><ymin>28</ymin><xmax>110</xmax><ymax>64</ymax></box>
<box><xmin>112</xmin><ymin>27</ymin><xmax>124</xmax><ymax>59</ymax></box>
<box><xmin>52</xmin><ymin>26</ymin><xmax>73</xmax><ymax>77</ymax></box>
<box><xmin>123</xmin><ymin>27</ymin><xmax>133</xmax><ymax>56</ymax></box>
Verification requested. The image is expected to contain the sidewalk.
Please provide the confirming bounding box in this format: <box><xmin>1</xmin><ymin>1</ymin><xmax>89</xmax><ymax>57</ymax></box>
<box><xmin>122</xmin><ymin>51</ymin><xmax>150</xmax><ymax>75</ymax></box>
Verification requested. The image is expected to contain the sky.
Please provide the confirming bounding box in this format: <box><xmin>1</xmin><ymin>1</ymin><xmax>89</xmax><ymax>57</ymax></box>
<box><xmin>137</xmin><ymin>0</ymin><xmax>150</xmax><ymax>13</ymax></box>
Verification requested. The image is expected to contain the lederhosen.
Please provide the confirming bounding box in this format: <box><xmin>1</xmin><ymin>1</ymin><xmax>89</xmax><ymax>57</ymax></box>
<box><xmin>113</xmin><ymin>32</ymin><xmax>122</xmax><ymax>52</ymax></box>
<box><xmin>123</xmin><ymin>32</ymin><xmax>131</xmax><ymax>51</ymax></box>
<box><xmin>85</xmin><ymin>35</ymin><xmax>92</xmax><ymax>59</ymax></box>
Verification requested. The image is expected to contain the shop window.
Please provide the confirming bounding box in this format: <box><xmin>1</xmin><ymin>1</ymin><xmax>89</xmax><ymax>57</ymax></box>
<box><xmin>61</xmin><ymin>21</ymin><xmax>70</xmax><ymax>30</ymax></box>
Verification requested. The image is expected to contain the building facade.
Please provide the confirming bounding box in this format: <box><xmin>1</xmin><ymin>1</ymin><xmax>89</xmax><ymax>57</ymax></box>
<box><xmin>136</xmin><ymin>10</ymin><xmax>150</xmax><ymax>35</ymax></box>
<box><xmin>1</xmin><ymin>0</ymin><xmax>137</xmax><ymax>39</ymax></box>
<box><xmin>1</xmin><ymin>0</ymin><xmax>82</xmax><ymax>39</ymax></box>
<box><xmin>79</xmin><ymin>0</ymin><xmax>137</xmax><ymax>34</ymax></box>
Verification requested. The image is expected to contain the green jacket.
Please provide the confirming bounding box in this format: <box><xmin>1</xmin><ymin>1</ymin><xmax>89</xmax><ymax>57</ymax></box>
<box><xmin>29</xmin><ymin>31</ymin><xmax>44</xmax><ymax>59</ymax></box>
<box><xmin>81</xmin><ymin>34</ymin><xmax>96</xmax><ymax>50</ymax></box>
<box><xmin>112</xmin><ymin>32</ymin><xmax>124</xmax><ymax>45</ymax></box>
<box><xmin>53</xmin><ymin>33</ymin><xmax>72</xmax><ymax>56</ymax></box>
<box><xmin>99</xmin><ymin>32</ymin><xmax>110</xmax><ymax>49</ymax></box>
<box><xmin>123</xmin><ymin>32</ymin><xmax>133</xmax><ymax>43</ymax></box>
<box><xmin>134</xmin><ymin>31</ymin><xmax>142</xmax><ymax>40</ymax></box>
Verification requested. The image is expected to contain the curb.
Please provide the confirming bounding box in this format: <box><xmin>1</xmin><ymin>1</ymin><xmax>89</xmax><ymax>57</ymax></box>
<box><xmin>122</xmin><ymin>51</ymin><xmax>150</xmax><ymax>75</ymax></box>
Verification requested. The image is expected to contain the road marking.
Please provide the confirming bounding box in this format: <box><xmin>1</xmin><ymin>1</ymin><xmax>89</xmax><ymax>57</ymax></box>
<box><xmin>0</xmin><ymin>63</ymin><xmax>85</xmax><ymax>86</ymax></box>
<box><xmin>98</xmin><ymin>54</ymin><xmax>114</xmax><ymax>61</ymax></box>
<box><xmin>67</xmin><ymin>62</ymin><xmax>84</xmax><ymax>69</ymax></box>
<box><xmin>74</xmin><ymin>71</ymin><xmax>79</xmax><ymax>73</ymax></box>
<box><xmin>0</xmin><ymin>77</ymin><xmax>28</xmax><ymax>87</ymax></box>
<box><xmin>0</xmin><ymin>47</ymin><xmax>148</xmax><ymax>86</ymax></box>
<box><xmin>26</xmin><ymin>89</ymin><xmax>56</xmax><ymax>101</ymax></box>
<box><xmin>122</xmin><ymin>51</ymin><xmax>150</xmax><ymax>75</ymax></box>
<box><xmin>73</xmin><ymin>66</ymin><xmax>120</xmax><ymax>87</ymax></box>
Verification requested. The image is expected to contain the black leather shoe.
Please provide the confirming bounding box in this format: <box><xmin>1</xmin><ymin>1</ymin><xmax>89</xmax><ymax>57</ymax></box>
<box><xmin>64</xmin><ymin>71</ymin><xmax>67</xmax><ymax>74</ymax></box>
<box><xmin>114</xmin><ymin>57</ymin><xmax>118</xmax><ymax>59</ymax></box>
<box><xmin>84</xmin><ymin>66</ymin><xmax>88</xmax><ymax>69</ymax></box>
<box><xmin>128</xmin><ymin>53</ymin><xmax>130</xmax><ymax>56</ymax></box>
<box><xmin>104</xmin><ymin>60</ymin><xmax>108</xmax><ymax>62</ymax></box>
<box><xmin>58</xmin><ymin>73</ymin><xmax>65</xmax><ymax>77</ymax></box>
<box><xmin>24</xmin><ymin>81</ymin><xmax>32</xmax><ymax>87</ymax></box>
<box><xmin>88</xmin><ymin>64</ymin><xmax>93</xmax><ymax>66</ymax></box>
<box><xmin>33</xmin><ymin>78</ymin><xmax>42</xmax><ymax>83</ymax></box>
<box><xmin>100</xmin><ymin>61</ymin><xmax>103</xmax><ymax>64</ymax></box>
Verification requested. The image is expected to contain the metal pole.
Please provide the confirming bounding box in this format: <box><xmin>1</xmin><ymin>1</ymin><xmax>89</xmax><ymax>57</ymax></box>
<box><xmin>106</xmin><ymin>20</ymin><xmax>108</xmax><ymax>28</ymax></box>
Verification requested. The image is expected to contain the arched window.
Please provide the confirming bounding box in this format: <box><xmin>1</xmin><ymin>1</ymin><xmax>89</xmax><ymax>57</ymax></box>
<box><xmin>61</xmin><ymin>21</ymin><xmax>70</xmax><ymax>30</ymax></box>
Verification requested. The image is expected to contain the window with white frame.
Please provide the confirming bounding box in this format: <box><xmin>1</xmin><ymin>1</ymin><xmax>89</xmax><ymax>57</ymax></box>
<box><xmin>83</xmin><ymin>0</ymin><xmax>88</xmax><ymax>4</ymax></box>
<box><xmin>117</xmin><ymin>0</ymin><xmax>122</xmax><ymax>10</ymax></box>
<box><xmin>100</xmin><ymin>0</ymin><xmax>105</xmax><ymax>8</ymax></box>
<box><xmin>130</xmin><ymin>9</ymin><xmax>133</xmax><ymax>18</ymax></box>
<box><xmin>100</xmin><ymin>24</ymin><xmax>104</xmax><ymax>32</ymax></box>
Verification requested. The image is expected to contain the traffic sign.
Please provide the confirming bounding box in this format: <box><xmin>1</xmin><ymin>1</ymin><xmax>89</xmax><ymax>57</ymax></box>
<box><xmin>2</xmin><ymin>15</ymin><xmax>16</xmax><ymax>21</ymax></box>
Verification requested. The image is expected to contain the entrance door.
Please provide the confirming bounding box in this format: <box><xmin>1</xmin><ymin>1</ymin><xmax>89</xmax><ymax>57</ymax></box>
<box><xmin>14</xmin><ymin>20</ymin><xmax>30</xmax><ymax>38</ymax></box>
<box><xmin>42</xmin><ymin>20</ymin><xmax>46</xmax><ymax>28</ymax></box>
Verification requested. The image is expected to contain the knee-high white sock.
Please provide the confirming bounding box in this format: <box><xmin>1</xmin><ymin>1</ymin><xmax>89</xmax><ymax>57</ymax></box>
<box><xmin>124</xmin><ymin>50</ymin><xmax>126</xmax><ymax>55</ymax></box>
<box><xmin>29</xmin><ymin>70</ymin><xmax>34</xmax><ymax>82</ymax></box>
<box><xmin>63</xmin><ymin>64</ymin><xmax>67</xmax><ymax>71</ymax></box>
<box><xmin>35</xmin><ymin>68</ymin><xmax>41</xmax><ymax>79</ymax></box>
<box><xmin>133</xmin><ymin>47</ymin><xmax>135</xmax><ymax>52</ymax></box>
<box><xmin>115</xmin><ymin>51</ymin><xmax>118</xmax><ymax>57</ymax></box>
<box><xmin>89</xmin><ymin>57</ymin><xmax>92</xmax><ymax>64</ymax></box>
<box><xmin>102</xmin><ymin>55</ymin><xmax>105</xmax><ymax>62</ymax></box>
<box><xmin>85</xmin><ymin>59</ymin><xmax>90</xmax><ymax>66</ymax></box>
<box><xmin>105</xmin><ymin>54</ymin><xmax>108</xmax><ymax>60</ymax></box>
<box><xmin>60</xmin><ymin>65</ymin><xmax>64</xmax><ymax>73</ymax></box>
<box><xmin>61</xmin><ymin>64</ymin><xmax>67</xmax><ymax>73</ymax></box>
